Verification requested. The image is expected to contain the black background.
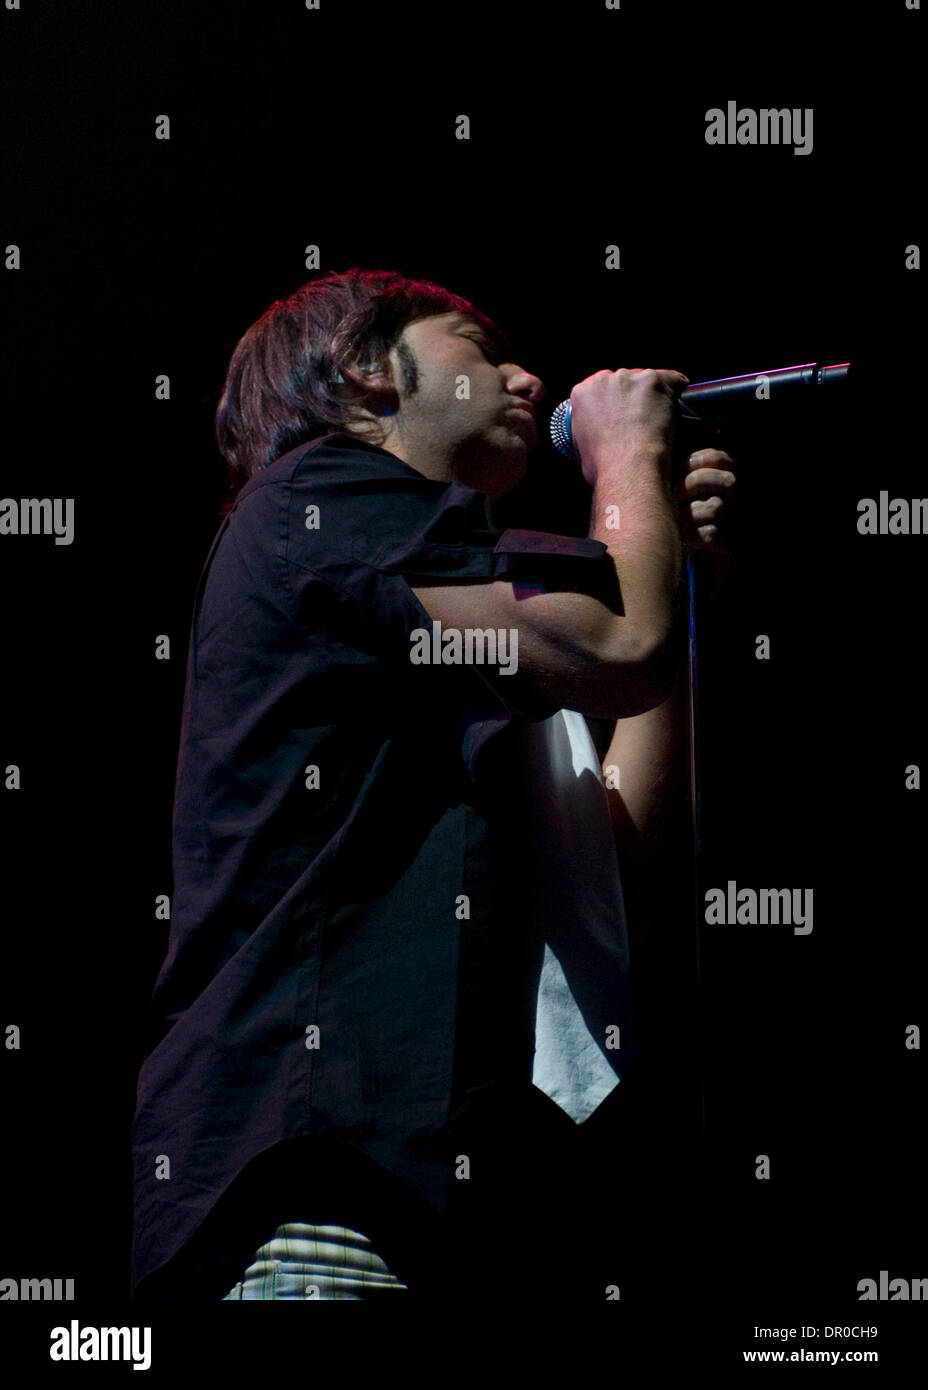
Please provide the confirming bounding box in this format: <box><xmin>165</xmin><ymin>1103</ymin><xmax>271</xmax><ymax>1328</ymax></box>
<box><xmin>2</xmin><ymin>0</ymin><xmax>925</xmax><ymax>1369</ymax></box>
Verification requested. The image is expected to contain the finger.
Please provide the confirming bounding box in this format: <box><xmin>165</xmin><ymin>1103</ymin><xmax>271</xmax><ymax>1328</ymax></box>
<box><xmin>686</xmin><ymin>449</ymin><xmax>736</xmax><ymax>471</ymax></box>
<box><xmin>673</xmin><ymin>468</ymin><xmax>737</xmax><ymax>501</ymax></box>
<box><xmin>686</xmin><ymin>496</ymin><xmax>727</xmax><ymax>525</ymax></box>
<box><xmin>621</xmin><ymin>368</ymin><xmax>691</xmax><ymax>395</ymax></box>
<box><xmin>659</xmin><ymin>370</ymin><xmax>690</xmax><ymax>393</ymax></box>
<box><xmin>624</xmin><ymin>369</ymin><xmax>690</xmax><ymax>381</ymax></box>
<box><xmin>683</xmin><ymin>522</ymin><xmax>729</xmax><ymax>555</ymax></box>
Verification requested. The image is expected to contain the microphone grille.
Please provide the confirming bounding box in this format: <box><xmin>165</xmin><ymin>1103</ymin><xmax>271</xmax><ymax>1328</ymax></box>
<box><xmin>549</xmin><ymin>399</ymin><xmax>576</xmax><ymax>459</ymax></box>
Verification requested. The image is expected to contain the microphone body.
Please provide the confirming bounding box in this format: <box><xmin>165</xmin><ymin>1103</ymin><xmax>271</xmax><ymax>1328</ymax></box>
<box><xmin>549</xmin><ymin>362</ymin><xmax>851</xmax><ymax>460</ymax></box>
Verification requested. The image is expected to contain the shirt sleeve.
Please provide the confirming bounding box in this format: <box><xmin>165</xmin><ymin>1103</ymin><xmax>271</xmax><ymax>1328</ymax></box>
<box><xmin>279</xmin><ymin>441</ymin><xmax>620</xmax><ymax>720</ymax></box>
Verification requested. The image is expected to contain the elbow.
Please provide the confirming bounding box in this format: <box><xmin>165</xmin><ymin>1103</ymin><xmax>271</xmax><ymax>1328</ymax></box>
<box><xmin>594</xmin><ymin>624</ymin><xmax>684</xmax><ymax>718</ymax></box>
<box><xmin>636</xmin><ymin>633</ymin><xmax>683</xmax><ymax>709</ymax></box>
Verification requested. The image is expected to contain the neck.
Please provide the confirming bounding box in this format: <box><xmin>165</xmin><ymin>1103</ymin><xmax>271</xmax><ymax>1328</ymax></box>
<box><xmin>348</xmin><ymin>416</ymin><xmax>455</xmax><ymax>488</ymax></box>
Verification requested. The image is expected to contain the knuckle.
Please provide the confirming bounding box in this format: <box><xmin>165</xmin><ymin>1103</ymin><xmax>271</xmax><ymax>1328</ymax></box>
<box><xmin>694</xmin><ymin>496</ymin><xmax>723</xmax><ymax>518</ymax></box>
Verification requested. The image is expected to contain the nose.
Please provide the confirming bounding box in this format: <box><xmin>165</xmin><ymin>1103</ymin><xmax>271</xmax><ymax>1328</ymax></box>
<box><xmin>504</xmin><ymin>363</ymin><xmax>545</xmax><ymax>405</ymax></box>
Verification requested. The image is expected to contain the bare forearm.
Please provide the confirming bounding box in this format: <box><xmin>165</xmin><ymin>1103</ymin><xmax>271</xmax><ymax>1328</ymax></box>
<box><xmin>588</xmin><ymin>446</ymin><xmax>685</xmax><ymax>669</ymax></box>
<box><xmin>602</xmin><ymin>660</ymin><xmax>690</xmax><ymax>953</ymax></box>
<box><xmin>602</xmin><ymin>657</ymin><xmax>688</xmax><ymax>851</ymax></box>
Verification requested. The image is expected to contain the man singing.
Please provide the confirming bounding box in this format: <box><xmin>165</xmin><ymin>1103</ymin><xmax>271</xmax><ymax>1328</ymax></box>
<box><xmin>129</xmin><ymin>268</ymin><xmax>735</xmax><ymax>1303</ymax></box>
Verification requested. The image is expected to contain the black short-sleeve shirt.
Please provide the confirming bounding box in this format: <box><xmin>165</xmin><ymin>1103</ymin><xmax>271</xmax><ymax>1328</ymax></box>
<box><xmin>129</xmin><ymin>432</ymin><xmax>621</xmax><ymax>1299</ymax></box>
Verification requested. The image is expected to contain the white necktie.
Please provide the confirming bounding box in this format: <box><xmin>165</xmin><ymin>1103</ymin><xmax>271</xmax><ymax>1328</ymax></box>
<box><xmin>529</xmin><ymin>709</ymin><xmax>632</xmax><ymax>1123</ymax></box>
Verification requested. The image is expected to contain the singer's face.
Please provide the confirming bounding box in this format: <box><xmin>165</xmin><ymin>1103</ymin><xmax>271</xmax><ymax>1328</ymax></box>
<box><xmin>392</xmin><ymin>313</ymin><xmax>546</xmax><ymax>501</ymax></box>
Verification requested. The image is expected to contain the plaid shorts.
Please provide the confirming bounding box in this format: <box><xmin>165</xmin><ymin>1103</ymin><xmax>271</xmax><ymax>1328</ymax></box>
<box><xmin>219</xmin><ymin>1221</ymin><xmax>411</xmax><ymax>1300</ymax></box>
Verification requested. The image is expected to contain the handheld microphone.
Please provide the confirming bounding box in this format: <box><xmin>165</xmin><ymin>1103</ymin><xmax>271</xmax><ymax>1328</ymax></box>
<box><xmin>549</xmin><ymin>362</ymin><xmax>851</xmax><ymax>460</ymax></box>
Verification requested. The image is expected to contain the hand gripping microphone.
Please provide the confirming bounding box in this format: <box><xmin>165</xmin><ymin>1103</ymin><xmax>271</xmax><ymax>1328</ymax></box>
<box><xmin>549</xmin><ymin>362</ymin><xmax>851</xmax><ymax>460</ymax></box>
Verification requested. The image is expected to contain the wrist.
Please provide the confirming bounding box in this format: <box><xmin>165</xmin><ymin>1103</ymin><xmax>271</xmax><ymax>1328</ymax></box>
<box><xmin>587</xmin><ymin>436</ymin><xmax>672</xmax><ymax>489</ymax></box>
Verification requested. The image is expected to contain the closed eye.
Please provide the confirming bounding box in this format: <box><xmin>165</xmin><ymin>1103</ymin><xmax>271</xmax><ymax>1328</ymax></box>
<box><xmin>466</xmin><ymin>335</ymin><xmax>501</xmax><ymax>364</ymax></box>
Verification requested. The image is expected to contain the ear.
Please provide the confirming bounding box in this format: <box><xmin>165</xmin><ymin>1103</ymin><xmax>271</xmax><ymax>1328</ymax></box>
<box><xmin>338</xmin><ymin>360</ymin><xmax>391</xmax><ymax>390</ymax></box>
<box><xmin>336</xmin><ymin>358</ymin><xmax>400</xmax><ymax>417</ymax></box>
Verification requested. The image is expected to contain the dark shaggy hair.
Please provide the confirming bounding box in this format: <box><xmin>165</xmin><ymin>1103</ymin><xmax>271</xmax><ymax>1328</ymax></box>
<box><xmin>214</xmin><ymin>267</ymin><xmax>512</xmax><ymax>516</ymax></box>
